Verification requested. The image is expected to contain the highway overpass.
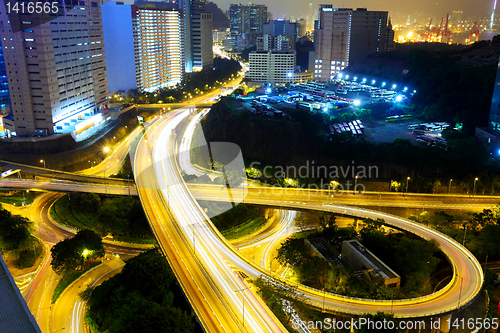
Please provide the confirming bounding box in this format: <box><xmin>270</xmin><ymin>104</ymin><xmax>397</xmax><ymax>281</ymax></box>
<box><xmin>129</xmin><ymin>108</ymin><xmax>484</xmax><ymax>333</ymax></box>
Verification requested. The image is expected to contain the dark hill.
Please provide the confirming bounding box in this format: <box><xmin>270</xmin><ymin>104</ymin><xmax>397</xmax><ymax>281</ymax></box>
<box><xmin>206</xmin><ymin>2</ymin><xmax>229</xmax><ymax>29</ymax></box>
<box><xmin>201</xmin><ymin>99</ymin><xmax>316</xmax><ymax>167</ymax></box>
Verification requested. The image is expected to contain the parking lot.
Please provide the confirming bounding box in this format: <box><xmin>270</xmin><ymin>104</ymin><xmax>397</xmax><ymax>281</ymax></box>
<box><xmin>232</xmin><ymin>80</ymin><xmax>450</xmax><ymax>146</ymax></box>
<box><xmin>363</xmin><ymin>119</ymin><xmax>422</xmax><ymax>144</ymax></box>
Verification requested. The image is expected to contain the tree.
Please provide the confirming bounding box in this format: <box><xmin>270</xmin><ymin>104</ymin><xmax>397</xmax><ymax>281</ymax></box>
<box><xmin>319</xmin><ymin>213</ymin><xmax>336</xmax><ymax>230</ymax></box>
<box><xmin>0</xmin><ymin>212</ymin><xmax>34</xmax><ymax>251</ymax></box>
<box><xmin>428</xmin><ymin>211</ymin><xmax>454</xmax><ymax>230</ymax></box>
<box><xmin>214</xmin><ymin>168</ymin><xmax>243</xmax><ymax>188</ymax></box>
<box><xmin>50</xmin><ymin>229</ymin><xmax>105</xmax><ymax>275</ymax></box>
<box><xmin>391</xmin><ymin>181</ymin><xmax>401</xmax><ymax>192</ymax></box>
<box><xmin>85</xmin><ymin>249</ymin><xmax>196</xmax><ymax>333</ymax></box>
<box><xmin>68</xmin><ymin>193</ymin><xmax>101</xmax><ymax>213</ymax></box>
<box><xmin>232</xmin><ymin>88</ymin><xmax>244</xmax><ymax>96</ymax></box>
<box><xmin>275</xmin><ymin>237</ymin><xmax>310</xmax><ymax>267</ymax></box>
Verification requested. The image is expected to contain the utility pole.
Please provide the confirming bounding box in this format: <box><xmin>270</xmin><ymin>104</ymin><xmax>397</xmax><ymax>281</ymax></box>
<box><xmin>462</xmin><ymin>223</ymin><xmax>467</xmax><ymax>246</ymax></box>
<box><xmin>234</xmin><ymin>287</ymin><xmax>248</xmax><ymax>329</ymax></box>
<box><xmin>457</xmin><ymin>275</ymin><xmax>463</xmax><ymax>310</ymax></box>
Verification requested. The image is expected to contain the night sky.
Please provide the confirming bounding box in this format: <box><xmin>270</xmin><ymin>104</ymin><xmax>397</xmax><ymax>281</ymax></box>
<box><xmin>212</xmin><ymin>0</ymin><xmax>495</xmax><ymax>22</ymax></box>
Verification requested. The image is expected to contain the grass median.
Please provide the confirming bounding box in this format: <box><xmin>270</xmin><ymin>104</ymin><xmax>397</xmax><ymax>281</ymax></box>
<box><xmin>222</xmin><ymin>217</ymin><xmax>266</xmax><ymax>240</ymax></box>
<box><xmin>0</xmin><ymin>190</ymin><xmax>38</xmax><ymax>206</ymax></box>
<box><xmin>52</xmin><ymin>262</ymin><xmax>100</xmax><ymax>304</ymax></box>
<box><xmin>50</xmin><ymin>194</ymin><xmax>157</xmax><ymax>246</ymax></box>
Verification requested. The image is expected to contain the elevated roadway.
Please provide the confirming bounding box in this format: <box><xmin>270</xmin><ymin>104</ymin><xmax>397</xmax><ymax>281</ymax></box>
<box><xmin>132</xmin><ymin>107</ymin><xmax>483</xmax><ymax>333</ymax></box>
<box><xmin>0</xmin><ymin>178</ymin><xmax>497</xmax><ymax>212</ymax></box>
<box><xmin>134</xmin><ymin>108</ymin><xmax>287</xmax><ymax>332</ymax></box>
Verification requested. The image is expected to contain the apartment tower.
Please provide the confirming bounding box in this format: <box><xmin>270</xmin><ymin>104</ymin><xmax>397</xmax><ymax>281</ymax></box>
<box><xmin>0</xmin><ymin>0</ymin><xmax>108</xmax><ymax>136</ymax></box>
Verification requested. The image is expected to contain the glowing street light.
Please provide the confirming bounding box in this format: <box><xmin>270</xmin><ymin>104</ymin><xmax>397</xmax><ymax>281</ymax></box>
<box><xmin>40</xmin><ymin>159</ymin><xmax>46</xmax><ymax>170</ymax></box>
<box><xmin>382</xmin><ymin>82</ymin><xmax>386</xmax><ymax>87</ymax></box>
<box><xmin>103</xmin><ymin>146</ymin><xmax>110</xmax><ymax>153</ymax></box>
<box><xmin>354</xmin><ymin>175</ymin><xmax>358</xmax><ymax>195</ymax></box>
<box><xmin>406</xmin><ymin>177</ymin><xmax>410</xmax><ymax>194</ymax></box>
<box><xmin>353</xmin><ymin>100</ymin><xmax>361</xmax><ymax>106</ymax></box>
<box><xmin>392</xmin><ymin>84</ymin><xmax>397</xmax><ymax>89</ymax></box>
<box><xmin>395</xmin><ymin>95</ymin><xmax>404</xmax><ymax>102</ymax></box>
<box><xmin>473</xmin><ymin>177</ymin><xmax>478</xmax><ymax>195</ymax></box>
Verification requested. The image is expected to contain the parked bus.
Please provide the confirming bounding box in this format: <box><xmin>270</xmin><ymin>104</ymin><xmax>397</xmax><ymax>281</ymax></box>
<box><xmin>381</xmin><ymin>91</ymin><xmax>397</xmax><ymax>98</ymax></box>
<box><xmin>416</xmin><ymin>136</ymin><xmax>435</xmax><ymax>145</ymax></box>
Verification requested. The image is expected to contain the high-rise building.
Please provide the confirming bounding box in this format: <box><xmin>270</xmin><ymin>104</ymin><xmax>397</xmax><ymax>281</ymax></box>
<box><xmin>256</xmin><ymin>34</ymin><xmax>292</xmax><ymax>52</ymax></box>
<box><xmin>263</xmin><ymin>20</ymin><xmax>297</xmax><ymax>48</ymax></box>
<box><xmin>102</xmin><ymin>2</ymin><xmax>183</xmax><ymax>93</ymax></box>
<box><xmin>0</xmin><ymin>0</ymin><xmax>109</xmax><ymax>136</ymax></box>
<box><xmin>295</xmin><ymin>19</ymin><xmax>307</xmax><ymax>37</ymax></box>
<box><xmin>178</xmin><ymin>0</ymin><xmax>213</xmax><ymax>72</ymax></box>
<box><xmin>247</xmin><ymin>50</ymin><xmax>296</xmax><ymax>85</ymax></box>
<box><xmin>229</xmin><ymin>4</ymin><xmax>268</xmax><ymax>50</ymax></box>
<box><xmin>213</xmin><ymin>28</ymin><xmax>230</xmax><ymax>46</ymax></box>
<box><xmin>192</xmin><ymin>12</ymin><xmax>213</xmax><ymax>71</ymax></box>
<box><xmin>256</xmin><ymin>34</ymin><xmax>273</xmax><ymax>51</ymax></box>
<box><xmin>314</xmin><ymin>6</ymin><xmax>391</xmax><ymax>81</ymax></box>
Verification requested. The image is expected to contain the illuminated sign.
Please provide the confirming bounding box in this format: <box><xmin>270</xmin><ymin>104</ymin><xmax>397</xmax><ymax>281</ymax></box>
<box><xmin>1</xmin><ymin>169</ymin><xmax>20</xmax><ymax>178</ymax></box>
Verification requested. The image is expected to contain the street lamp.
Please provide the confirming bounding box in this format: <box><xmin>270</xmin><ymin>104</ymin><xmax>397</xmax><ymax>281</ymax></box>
<box><xmin>449</xmin><ymin>179</ymin><xmax>453</xmax><ymax>195</ymax></box>
<box><xmin>354</xmin><ymin>175</ymin><xmax>358</xmax><ymax>195</ymax></box>
<box><xmin>406</xmin><ymin>177</ymin><xmax>410</xmax><ymax>194</ymax></box>
<box><xmin>473</xmin><ymin>177</ymin><xmax>478</xmax><ymax>195</ymax></box>
<box><xmin>103</xmin><ymin>148</ymin><xmax>110</xmax><ymax>195</ymax></box>
<box><xmin>40</xmin><ymin>159</ymin><xmax>46</xmax><ymax>170</ymax></box>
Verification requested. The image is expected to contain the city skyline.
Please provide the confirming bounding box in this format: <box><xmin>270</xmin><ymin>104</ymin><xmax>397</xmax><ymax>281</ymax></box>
<box><xmin>212</xmin><ymin>0</ymin><xmax>496</xmax><ymax>23</ymax></box>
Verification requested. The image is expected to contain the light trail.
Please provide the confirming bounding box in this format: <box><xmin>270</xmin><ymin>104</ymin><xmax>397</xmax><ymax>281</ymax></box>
<box><xmin>492</xmin><ymin>0</ymin><xmax>497</xmax><ymax>31</ymax></box>
<box><xmin>166</xmin><ymin>109</ymin><xmax>485</xmax><ymax>319</ymax></box>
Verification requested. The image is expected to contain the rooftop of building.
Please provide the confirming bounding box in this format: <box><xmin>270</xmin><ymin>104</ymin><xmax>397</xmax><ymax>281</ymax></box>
<box><xmin>0</xmin><ymin>254</ymin><xmax>41</xmax><ymax>333</ymax></box>
<box><xmin>343</xmin><ymin>239</ymin><xmax>400</xmax><ymax>280</ymax></box>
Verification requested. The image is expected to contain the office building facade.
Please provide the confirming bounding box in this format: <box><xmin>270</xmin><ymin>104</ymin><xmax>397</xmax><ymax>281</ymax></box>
<box><xmin>247</xmin><ymin>50</ymin><xmax>296</xmax><ymax>85</ymax></box>
<box><xmin>257</xmin><ymin>34</ymin><xmax>292</xmax><ymax>52</ymax></box>
<box><xmin>229</xmin><ymin>4</ymin><xmax>267</xmax><ymax>50</ymax></box>
<box><xmin>192</xmin><ymin>12</ymin><xmax>213</xmax><ymax>71</ymax></box>
<box><xmin>263</xmin><ymin>20</ymin><xmax>297</xmax><ymax>48</ymax></box>
<box><xmin>0</xmin><ymin>0</ymin><xmax>108</xmax><ymax>136</ymax></box>
<box><xmin>314</xmin><ymin>6</ymin><xmax>391</xmax><ymax>81</ymax></box>
<box><xmin>178</xmin><ymin>0</ymin><xmax>213</xmax><ymax>72</ymax></box>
